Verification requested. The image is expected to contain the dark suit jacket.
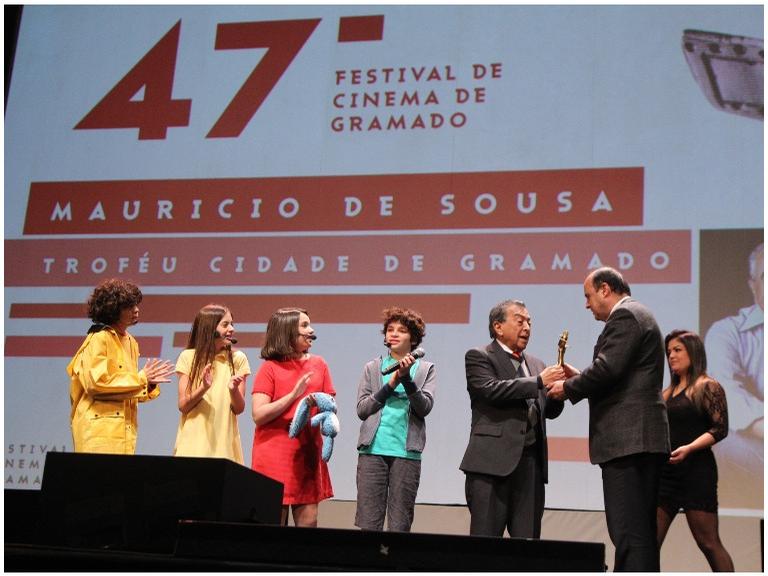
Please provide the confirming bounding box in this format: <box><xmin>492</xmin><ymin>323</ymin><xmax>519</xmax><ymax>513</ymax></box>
<box><xmin>460</xmin><ymin>340</ymin><xmax>564</xmax><ymax>482</ymax></box>
<box><xmin>564</xmin><ymin>298</ymin><xmax>670</xmax><ymax>464</ymax></box>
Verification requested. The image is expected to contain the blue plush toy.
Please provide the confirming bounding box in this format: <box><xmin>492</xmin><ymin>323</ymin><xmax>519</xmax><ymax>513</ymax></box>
<box><xmin>288</xmin><ymin>392</ymin><xmax>340</xmax><ymax>462</ymax></box>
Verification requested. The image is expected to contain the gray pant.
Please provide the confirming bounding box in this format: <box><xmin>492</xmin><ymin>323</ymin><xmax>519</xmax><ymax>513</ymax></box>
<box><xmin>464</xmin><ymin>447</ymin><xmax>544</xmax><ymax>538</ymax></box>
<box><xmin>355</xmin><ymin>453</ymin><xmax>421</xmax><ymax>532</ymax></box>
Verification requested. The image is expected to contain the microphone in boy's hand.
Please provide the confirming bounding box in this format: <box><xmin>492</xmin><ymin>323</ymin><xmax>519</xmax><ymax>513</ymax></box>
<box><xmin>381</xmin><ymin>348</ymin><xmax>426</xmax><ymax>375</ymax></box>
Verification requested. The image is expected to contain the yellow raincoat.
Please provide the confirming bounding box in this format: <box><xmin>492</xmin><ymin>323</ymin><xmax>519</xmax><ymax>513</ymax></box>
<box><xmin>67</xmin><ymin>327</ymin><xmax>160</xmax><ymax>454</ymax></box>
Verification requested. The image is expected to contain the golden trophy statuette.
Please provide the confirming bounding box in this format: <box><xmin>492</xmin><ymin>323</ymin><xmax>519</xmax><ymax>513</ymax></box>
<box><xmin>557</xmin><ymin>330</ymin><xmax>569</xmax><ymax>366</ymax></box>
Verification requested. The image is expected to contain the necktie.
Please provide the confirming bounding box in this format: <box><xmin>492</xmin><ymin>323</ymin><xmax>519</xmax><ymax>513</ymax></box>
<box><xmin>508</xmin><ymin>351</ymin><xmax>525</xmax><ymax>377</ymax></box>
<box><xmin>509</xmin><ymin>352</ymin><xmax>539</xmax><ymax>432</ymax></box>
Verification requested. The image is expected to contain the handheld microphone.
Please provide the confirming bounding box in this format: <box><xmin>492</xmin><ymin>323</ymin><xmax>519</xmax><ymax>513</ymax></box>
<box><xmin>381</xmin><ymin>347</ymin><xmax>425</xmax><ymax>375</ymax></box>
<box><xmin>215</xmin><ymin>331</ymin><xmax>238</xmax><ymax>345</ymax></box>
<box><xmin>303</xmin><ymin>333</ymin><xmax>317</xmax><ymax>341</ymax></box>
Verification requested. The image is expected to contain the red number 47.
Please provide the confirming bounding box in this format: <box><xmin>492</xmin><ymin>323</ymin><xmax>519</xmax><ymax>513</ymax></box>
<box><xmin>75</xmin><ymin>19</ymin><xmax>320</xmax><ymax>140</ymax></box>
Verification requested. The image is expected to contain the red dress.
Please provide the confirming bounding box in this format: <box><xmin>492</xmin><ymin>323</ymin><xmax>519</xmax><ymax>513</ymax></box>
<box><xmin>251</xmin><ymin>355</ymin><xmax>335</xmax><ymax>505</ymax></box>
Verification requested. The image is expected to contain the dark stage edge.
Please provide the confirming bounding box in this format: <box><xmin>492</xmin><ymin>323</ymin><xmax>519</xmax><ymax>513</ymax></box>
<box><xmin>6</xmin><ymin>520</ymin><xmax>606</xmax><ymax>572</ymax></box>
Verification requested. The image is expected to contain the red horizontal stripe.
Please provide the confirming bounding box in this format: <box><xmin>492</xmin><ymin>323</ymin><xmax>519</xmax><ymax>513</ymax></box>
<box><xmin>10</xmin><ymin>294</ymin><xmax>470</xmax><ymax>323</ymax></box>
<box><xmin>8</xmin><ymin>303</ymin><xmax>85</xmax><ymax>318</ymax></box>
<box><xmin>4</xmin><ymin>336</ymin><xmax>163</xmax><ymax>357</ymax></box>
<box><xmin>172</xmin><ymin>331</ymin><xmax>266</xmax><ymax>349</ymax></box>
<box><xmin>549</xmin><ymin>436</ymin><xmax>590</xmax><ymax>462</ymax></box>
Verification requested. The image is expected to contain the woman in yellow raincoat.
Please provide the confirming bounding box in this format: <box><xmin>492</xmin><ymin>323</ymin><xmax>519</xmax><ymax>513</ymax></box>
<box><xmin>67</xmin><ymin>278</ymin><xmax>173</xmax><ymax>454</ymax></box>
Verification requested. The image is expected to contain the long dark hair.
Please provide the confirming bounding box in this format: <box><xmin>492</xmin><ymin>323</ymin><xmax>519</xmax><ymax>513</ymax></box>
<box><xmin>261</xmin><ymin>307</ymin><xmax>307</xmax><ymax>361</ymax></box>
<box><xmin>664</xmin><ymin>329</ymin><xmax>709</xmax><ymax>412</ymax></box>
<box><xmin>185</xmin><ymin>304</ymin><xmax>234</xmax><ymax>392</ymax></box>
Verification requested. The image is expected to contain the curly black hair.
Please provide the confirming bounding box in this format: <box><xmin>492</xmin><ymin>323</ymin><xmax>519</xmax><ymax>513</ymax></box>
<box><xmin>86</xmin><ymin>278</ymin><xmax>142</xmax><ymax>326</ymax></box>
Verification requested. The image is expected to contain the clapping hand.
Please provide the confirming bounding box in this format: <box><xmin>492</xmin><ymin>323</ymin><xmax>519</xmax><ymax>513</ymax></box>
<box><xmin>229</xmin><ymin>373</ymin><xmax>246</xmax><ymax>391</ymax></box>
<box><xmin>292</xmin><ymin>371</ymin><xmax>314</xmax><ymax>400</ymax></box>
<box><xmin>201</xmin><ymin>363</ymin><xmax>214</xmax><ymax>391</ymax></box>
<box><xmin>143</xmin><ymin>358</ymin><xmax>174</xmax><ymax>385</ymax></box>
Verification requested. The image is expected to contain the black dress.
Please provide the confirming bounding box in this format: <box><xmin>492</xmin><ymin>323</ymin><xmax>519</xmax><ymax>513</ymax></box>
<box><xmin>658</xmin><ymin>382</ymin><xmax>728</xmax><ymax>513</ymax></box>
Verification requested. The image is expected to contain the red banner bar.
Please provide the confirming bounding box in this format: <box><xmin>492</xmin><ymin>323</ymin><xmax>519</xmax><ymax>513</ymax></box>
<box><xmin>23</xmin><ymin>167</ymin><xmax>643</xmax><ymax>234</ymax></box>
<box><xmin>9</xmin><ymin>294</ymin><xmax>471</xmax><ymax>324</ymax></box>
<box><xmin>5</xmin><ymin>230</ymin><xmax>690</xmax><ymax>286</ymax></box>
<box><xmin>4</xmin><ymin>336</ymin><xmax>163</xmax><ymax>357</ymax></box>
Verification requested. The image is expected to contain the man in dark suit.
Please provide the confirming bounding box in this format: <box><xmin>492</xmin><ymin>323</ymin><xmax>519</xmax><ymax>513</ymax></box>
<box><xmin>460</xmin><ymin>299</ymin><xmax>565</xmax><ymax>538</ymax></box>
<box><xmin>547</xmin><ymin>267</ymin><xmax>670</xmax><ymax>571</ymax></box>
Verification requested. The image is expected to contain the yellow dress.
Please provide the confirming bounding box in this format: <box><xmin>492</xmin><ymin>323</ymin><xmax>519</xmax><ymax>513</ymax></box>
<box><xmin>67</xmin><ymin>328</ymin><xmax>160</xmax><ymax>454</ymax></box>
<box><xmin>173</xmin><ymin>348</ymin><xmax>251</xmax><ymax>464</ymax></box>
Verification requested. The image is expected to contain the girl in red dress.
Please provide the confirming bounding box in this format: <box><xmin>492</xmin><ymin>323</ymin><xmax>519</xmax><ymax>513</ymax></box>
<box><xmin>251</xmin><ymin>307</ymin><xmax>335</xmax><ymax>527</ymax></box>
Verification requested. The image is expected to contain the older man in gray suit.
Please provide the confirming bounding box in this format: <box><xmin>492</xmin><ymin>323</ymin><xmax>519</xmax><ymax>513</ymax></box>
<box><xmin>460</xmin><ymin>299</ymin><xmax>565</xmax><ymax>539</ymax></box>
<box><xmin>547</xmin><ymin>267</ymin><xmax>670</xmax><ymax>572</ymax></box>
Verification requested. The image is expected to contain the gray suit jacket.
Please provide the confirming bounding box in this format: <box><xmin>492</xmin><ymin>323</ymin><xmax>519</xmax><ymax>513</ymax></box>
<box><xmin>564</xmin><ymin>298</ymin><xmax>670</xmax><ymax>464</ymax></box>
<box><xmin>459</xmin><ymin>340</ymin><xmax>564</xmax><ymax>482</ymax></box>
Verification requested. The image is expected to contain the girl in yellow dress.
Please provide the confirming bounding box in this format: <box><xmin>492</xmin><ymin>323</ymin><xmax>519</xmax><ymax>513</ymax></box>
<box><xmin>173</xmin><ymin>304</ymin><xmax>250</xmax><ymax>464</ymax></box>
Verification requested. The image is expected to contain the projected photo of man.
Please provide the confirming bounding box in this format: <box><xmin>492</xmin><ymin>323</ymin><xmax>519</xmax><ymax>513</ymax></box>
<box><xmin>700</xmin><ymin>230</ymin><xmax>763</xmax><ymax>510</ymax></box>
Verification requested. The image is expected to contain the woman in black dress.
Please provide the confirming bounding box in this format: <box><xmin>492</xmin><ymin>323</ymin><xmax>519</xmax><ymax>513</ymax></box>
<box><xmin>657</xmin><ymin>329</ymin><xmax>734</xmax><ymax>571</ymax></box>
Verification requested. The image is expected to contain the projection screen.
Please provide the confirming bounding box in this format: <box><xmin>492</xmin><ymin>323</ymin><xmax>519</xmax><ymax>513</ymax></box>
<box><xmin>4</xmin><ymin>5</ymin><xmax>763</xmax><ymax>514</ymax></box>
